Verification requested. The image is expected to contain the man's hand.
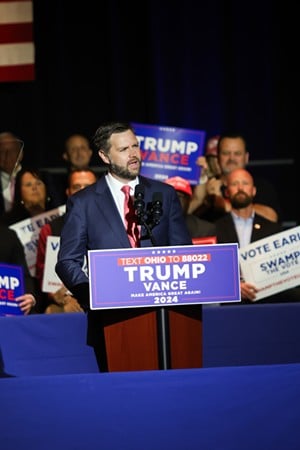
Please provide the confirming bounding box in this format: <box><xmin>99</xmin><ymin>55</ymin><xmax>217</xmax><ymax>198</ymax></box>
<box><xmin>240</xmin><ymin>281</ymin><xmax>258</xmax><ymax>302</ymax></box>
<box><xmin>15</xmin><ymin>293</ymin><xmax>36</xmax><ymax>315</ymax></box>
<box><xmin>206</xmin><ymin>177</ymin><xmax>223</xmax><ymax>196</ymax></box>
<box><xmin>63</xmin><ymin>295</ymin><xmax>84</xmax><ymax>312</ymax></box>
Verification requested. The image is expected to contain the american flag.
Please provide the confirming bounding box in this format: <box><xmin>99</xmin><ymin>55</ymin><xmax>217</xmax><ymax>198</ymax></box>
<box><xmin>0</xmin><ymin>0</ymin><xmax>34</xmax><ymax>82</ymax></box>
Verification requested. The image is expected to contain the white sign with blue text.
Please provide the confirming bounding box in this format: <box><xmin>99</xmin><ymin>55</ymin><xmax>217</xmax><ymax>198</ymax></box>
<box><xmin>239</xmin><ymin>226</ymin><xmax>300</xmax><ymax>300</ymax></box>
<box><xmin>9</xmin><ymin>205</ymin><xmax>66</xmax><ymax>277</ymax></box>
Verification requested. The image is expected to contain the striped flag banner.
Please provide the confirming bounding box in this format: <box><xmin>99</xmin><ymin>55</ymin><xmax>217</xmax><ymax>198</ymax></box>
<box><xmin>0</xmin><ymin>0</ymin><xmax>34</xmax><ymax>82</ymax></box>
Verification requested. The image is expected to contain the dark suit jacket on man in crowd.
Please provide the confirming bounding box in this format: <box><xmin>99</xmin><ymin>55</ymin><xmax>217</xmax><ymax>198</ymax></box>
<box><xmin>215</xmin><ymin>212</ymin><xmax>281</xmax><ymax>244</ymax></box>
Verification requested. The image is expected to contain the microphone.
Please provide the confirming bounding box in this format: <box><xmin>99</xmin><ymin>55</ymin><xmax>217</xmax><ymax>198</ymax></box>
<box><xmin>134</xmin><ymin>184</ymin><xmax>146</xmax><ymax>224</ymax></box>
<box><xmin>135</xmin><ymin>187</ymin><xmax>163</xmax><ymax>246</ymax></box>
<box><xmin>151</xmin><ymin>192</ymin><xmax>163</xmax><ymax>226</ymax></box>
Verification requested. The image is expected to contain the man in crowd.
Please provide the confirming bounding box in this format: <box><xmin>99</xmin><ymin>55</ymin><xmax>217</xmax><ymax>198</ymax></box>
<box><xmin>36</xmin><ymin>168</ymin><xmax>98</xmax><ymax>313</ymax></box>
<box><xmin>62</xmin><ymin>134</ymin><xmax>93</xmax><ymax>171</ymax></box>
<box><xmin>48</xmin><ymin>133</ymin><xmax>95</xmax><ymax>206</ymax></box>
<box><xmin>188</xmin><ymin>132</ymin><xmax>281</xmax><ymax>223</ymax></box>
<box><xmin>215</xmin><ymin>168</ymin><xmax>299</xmax><ymax>303</ymax></box>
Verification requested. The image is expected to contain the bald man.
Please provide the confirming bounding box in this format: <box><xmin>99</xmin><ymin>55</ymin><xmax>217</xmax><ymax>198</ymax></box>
<box><xmin>215</xmin><ymin>168</ymin><xmax>283</xmax><ymax>302</ymax></box>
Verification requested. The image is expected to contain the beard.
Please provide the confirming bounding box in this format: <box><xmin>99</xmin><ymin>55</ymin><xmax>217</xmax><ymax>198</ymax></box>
<box><xmin>109</xmin><ymin>159</ymin><xmax>141</xmax><ymax>181</ymax></box>
<box><xmin>230</xmin><ymin>191</ymin><xmax>253</xmax><ymax>209</ymax></box>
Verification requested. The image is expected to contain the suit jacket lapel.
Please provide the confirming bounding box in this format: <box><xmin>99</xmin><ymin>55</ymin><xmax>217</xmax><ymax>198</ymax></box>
<box><xmin>225</xmin><ymin>214</ymin><xmax>240</xmax><ymax>243</ymax></box>
<box><xmin>94</xmin><ymin>177</ymin><xmax>131</xmax><ymax>247</ymax></box>
<box><xmin>251</xmin><ymin>215</ymin><xmax>264</xmax><ymax>241</ymax></box>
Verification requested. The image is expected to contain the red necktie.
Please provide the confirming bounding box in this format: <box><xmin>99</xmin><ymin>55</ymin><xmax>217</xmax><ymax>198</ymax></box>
<box><xmin>121</xmin><ymin>185</ymin><xmax>140</xmax><ymax>247</ymax></box>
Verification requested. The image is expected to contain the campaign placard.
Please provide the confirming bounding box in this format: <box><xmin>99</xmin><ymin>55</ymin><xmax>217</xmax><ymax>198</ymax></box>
<box><xmin>88</xmin><ymin>244</ymin><xmax>240</xmax><ymax>310</ymax></box>
<box><xmin>239</xmin><ymin>226</ymin><xmax>300</xmax><ymax>301</ymax></box>
<box><xmin>9</xmin><ymin>205</ymin><xmax>66</xmax><ymax>277</ymax></box>
<box><xmin>0</xmin><ymin>263</ymin><xmax>25</xmax><ymax>316</ymax></box>
<box><xmin>42</xmin><ymin>235</ymin><xmax>88</xmax><ymax>294</ymax></box>
<box><xmin>42</xmin><ymin>236</ymin><xmax>63</xmax><ymax>293</ymax></box>
<box><xmin>132</xmin><ymin>122</ymin><xmax>206</xmax><ymax>185</ymax></box>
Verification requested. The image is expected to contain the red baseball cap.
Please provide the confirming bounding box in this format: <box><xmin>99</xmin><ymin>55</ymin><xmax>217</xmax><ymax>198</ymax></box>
<box><xmin>164</xmin><ymin>176</ymin><xmax>192</xmax><ymax>197</ymax></box>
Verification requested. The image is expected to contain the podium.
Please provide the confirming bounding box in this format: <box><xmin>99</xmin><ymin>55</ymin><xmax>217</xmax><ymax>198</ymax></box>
<box><xmin>88</xmin><ymin>243</ymin><xmax>239</xmax><ymax>372</ymax></box>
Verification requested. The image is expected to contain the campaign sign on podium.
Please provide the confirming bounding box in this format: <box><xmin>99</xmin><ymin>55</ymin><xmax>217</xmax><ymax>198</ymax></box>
<box><xmin>0</xmin><ymin>263</ymin><xmax>25</xmax><ymax>316</ymax></box>
<box><xmin>88</xmin><ymin>244</ymin><xmax>240</xmax><ymax>310</ymax></box>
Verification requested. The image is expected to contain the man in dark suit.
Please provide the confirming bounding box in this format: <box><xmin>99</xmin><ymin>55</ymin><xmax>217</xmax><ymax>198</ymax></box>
<box><xmin>56</xmin><ymin>122</ymin><xmax>192</xmax><ymax>371</ymax></box>
<box><xmin>215</xmin><ymin>168</ymin><xmax>299</xmax><ymax>303</ymax></box>
<box><xmin>36</xmin><ymin>168</ymin><xmax>98</xmax><ymax>313</ymax></box>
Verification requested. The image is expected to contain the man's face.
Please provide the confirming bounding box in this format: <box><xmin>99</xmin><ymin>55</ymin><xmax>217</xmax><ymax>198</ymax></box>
<box><xmin>218</xmin><ymin>137</ymin><xmax>249</xmax><ymax>175</ymax></box>
<box><xmin>99</xmin><ymin>130</ymin><xmax>141</xmax><ymax>182</ymax></box>
<box><xmin>67</xmin><ymin>171</ymin><xmax>97</xmax><ymax>196</ymax></box>
<box><xmin>226</xmin><ymin>169</ymin><xmax>256</xmax><ymax>208</ymax></box>
<box><xmin>0</xmin><ymin>134</ymin><xmax>23</xmax><ymax>175</ymax></box>
<box><xmin>64</xmin><ymin>136</ymin><xmax>92</xmax><ymax>169</ymax></box>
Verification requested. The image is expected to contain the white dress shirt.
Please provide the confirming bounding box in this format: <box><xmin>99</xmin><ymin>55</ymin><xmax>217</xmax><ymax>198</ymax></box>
<box><xmin>105</xmin><ymin>173</ymin><xmax>139</xmax><ymax>225</ymax></box>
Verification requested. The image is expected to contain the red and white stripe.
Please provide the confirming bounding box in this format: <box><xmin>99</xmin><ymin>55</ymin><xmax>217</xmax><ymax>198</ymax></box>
<box><xmin>0</xmin><ymin>0</ymin><xmax>34</xmax><ymax>82</ymax></box>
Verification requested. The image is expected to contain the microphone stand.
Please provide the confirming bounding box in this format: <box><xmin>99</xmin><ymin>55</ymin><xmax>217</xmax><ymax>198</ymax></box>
<box><xmin>156</xmin><ymin>304</ymin><xmax>171</xmax><ymax>370</ymax></box>
<box><xmin>140</xmin><ymin>220</ymin><xmax>157</xmax><ymax>247</ymax></box>
<box><xmin>134</xmin><ymin>191</ymin><xmax>171</xmax><ymax>370</ymax></box>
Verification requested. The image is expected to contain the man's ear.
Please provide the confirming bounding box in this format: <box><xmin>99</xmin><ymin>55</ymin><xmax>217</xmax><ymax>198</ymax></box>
<box><xmin>98</xmin><ymin>150</ymin><xmax>109</xmax><ymax>165</ymax></box>
<box><xmin>62</xmin><ymin>152</ymin><xmax>69</xmax><ymax>162</ymax></box>
<box><xmin>224</xmin><ymin>186</ymin><xmax>230</xmax><ymax>198</ymax></box>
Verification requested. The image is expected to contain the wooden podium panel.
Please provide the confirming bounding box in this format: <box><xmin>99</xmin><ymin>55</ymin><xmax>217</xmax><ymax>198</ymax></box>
<box><xmin>169</xmin><ymin>305</ymin><xmax>202</xmax><ymax>369</ymax></box>
<box><xmin>102</xmin><ymin>305</ymin><xmax>202</xmax><ymax>372</ymax></box>
<box><xmin>103</xmin><ymin>308</ymin><xmax>159</xmax><ymax>372</ymax></box>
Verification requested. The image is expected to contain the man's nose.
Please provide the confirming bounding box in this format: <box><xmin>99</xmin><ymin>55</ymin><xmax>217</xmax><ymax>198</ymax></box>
<box><xmin>129</xmin><ymin>146</ymin><xmax>138</xmax><ymax>156</ymax></box>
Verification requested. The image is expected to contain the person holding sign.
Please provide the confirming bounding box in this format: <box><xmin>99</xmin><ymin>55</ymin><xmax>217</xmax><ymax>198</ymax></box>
<box><xmin>0</xmin><ymin>224</ymin><xmax>37</xmax><ymax>315</ymax></box>
<box><xmin>164</xmin><ymin>175</ymin><xmax>216</xmax><ymax>240</ymax></box>
<box><xmin>36</xmin><ymin>169</ymin><xmax>98</xmax><ymax>313</ymax></box>
<box><xmin>215</xmin><ymin>168</ymin><xmax>299</xmax><ymax>303</ymax></box>
<box><xmin>189</xmin><ymin>132</ymin><xmax>281</xmax><ymax>223</ymax></box>
<box><xmin>56</xmin><ymin>121</ymin><xmax>192</xmax><ymax>371</ymax></box>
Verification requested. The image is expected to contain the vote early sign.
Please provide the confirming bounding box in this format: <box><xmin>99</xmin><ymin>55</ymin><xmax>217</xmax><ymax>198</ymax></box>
<box><xmin>88</xmin><ymin>244</ymin><xmax>240</xmax><ymax>310</ymax></box>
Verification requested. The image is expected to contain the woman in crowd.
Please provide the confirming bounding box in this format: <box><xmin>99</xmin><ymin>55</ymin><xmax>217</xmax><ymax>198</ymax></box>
<box><xmin>0</xmin><ymin>167</ymin><xmax>54</xmax><ymax>226</ymax></box>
